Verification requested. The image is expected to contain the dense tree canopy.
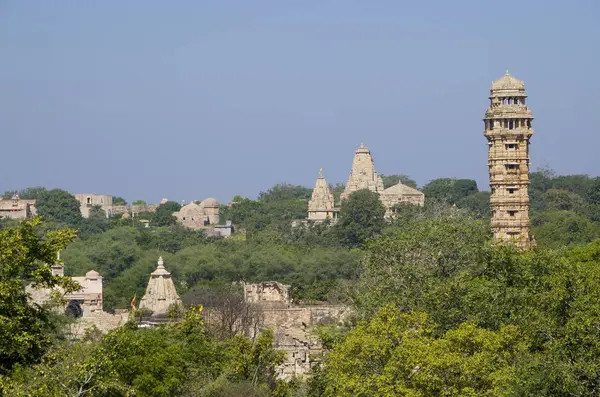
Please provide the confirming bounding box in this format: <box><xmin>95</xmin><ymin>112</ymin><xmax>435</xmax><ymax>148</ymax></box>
<box><xmin>35</xmin><ymin>189</ymin><xmax>82</xmax><ymax>228</ymax></box>
<box><xmin>379</xmin><ymin>174</ymin><xmax>418</xmax><ymax>189</ymax></box>
<box><xmin>152</xmin><ymin>201</ymin><xmax>181</xmax><ymax>227</ymax></box>
<box><xmin>336</xmin><ymin>189</ymin><xmax>386</xmax><ymax>247</ymax></box>
<box><xmin>0</xmin><ymin>219</ymin><xmax>79</xmax><ymax>374</ymax></box>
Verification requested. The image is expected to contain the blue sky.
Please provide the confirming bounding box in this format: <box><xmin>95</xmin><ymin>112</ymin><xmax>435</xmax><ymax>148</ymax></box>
<box><xmin>1</xmin><ymin>1</ymin><xmax>599</xmax><ymax>203</ymax></box>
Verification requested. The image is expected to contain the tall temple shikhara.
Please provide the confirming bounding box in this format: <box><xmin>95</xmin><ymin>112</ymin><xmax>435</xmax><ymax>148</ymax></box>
<box><xmin>484</xmin><ymin>71</ymin><xmax>534</xmax><ymax>248</ymax></box>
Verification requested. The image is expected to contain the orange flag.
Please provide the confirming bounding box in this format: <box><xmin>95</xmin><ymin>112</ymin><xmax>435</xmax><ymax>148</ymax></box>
<box><xmin>131</xmin><ymin>294</ymin><xmax>137</xmax><ymax>310</ymax></box>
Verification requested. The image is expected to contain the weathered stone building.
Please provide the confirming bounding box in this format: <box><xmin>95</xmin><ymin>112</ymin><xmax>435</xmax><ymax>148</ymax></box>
<box><xmin>484</xmin><ymin>71</ymin><xmax>534</xmax><ymax>248</ymax></box>
<box><xmin>139</xmin><ymin>257</ymin><xmax>182</xmax><ymax>318</ymax></box>
<box><xmin>174</xmin><ymin>198</ymin><xmax>221</xmax><ymax>230</ymax></box>
<box><xmin>27</xmin><ymin>256</ymin><xmax>104</xmax><ymax>318</ymax></box>
<box><xmin>240</xmin><ymin>282</ymin><xmax>352</xmax><ymax>380</ymax></box>
<box><xmin>74</xmin><ymin>194</ymin><xmax>113</xmax><ymax>218</ymax></box>
<box><xmin>340</xmin><ymin>143</ymin><xmax>424</xmax><ymax>216</ymax></box>
<box><xmin>307</xmin><ymin>169</ymin><xmax>338</xmax><ymax>222</ymax></box>
<box><xmin>340</xmin><ymin>143</ymin><xmax>385</xmax><ymax>200</ymax></box>
<box><xmin>0</xmin><ymin>195</ymin><xmax>36</xmax><ymax>219</ymax></box>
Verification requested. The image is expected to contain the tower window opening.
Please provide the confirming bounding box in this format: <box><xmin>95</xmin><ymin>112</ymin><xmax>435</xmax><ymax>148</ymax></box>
<box><xmin>490</xmin><ymin>120</ymin><xmax>494</xmax><ymax>129</ymax></box>
<box><xmin>504</xmin><ymin>120</ymin><xmax>508</xmax><ymax>128</ymax></box>
<box><xmin>508</xmin><ymin>210</ymin><xmax>517</xmax><ymax>217</ymax></box>
<box><xmin>508</xmin><ymin>188</ymin><xmax>516</xmax><ymax>194</ymax></box>
<box><xmin>509</xmin><ymin>120</ymin><xmax>514</xmax><ymax>130</ymax></box>
<box><xmin>506</xmin><ymin>143</ymin><xmax>517</xmax><ymax>150</ymax></box>
<box><xmin>514</xmin><ymin>98</ymin><xmax>519</xmax><ymax>105</ymax></box>
<box><xmin>527</xmin><ymin>120</ymin><xmax>531</xmax><ymax>129</ymax></box>
<box><xmin>509</xmin><ymin>97</ymin><xmax>514</xmax><ymax>104</ymax></box>
<box><xmin>87</xmin><ymin>197</ymin><xmax>91</xmax><ymax>204</ymax></box>
<box><xmin>506</xmin><ymin>164</ymin><xmax>519</xmax><ymax>170</ymax></box>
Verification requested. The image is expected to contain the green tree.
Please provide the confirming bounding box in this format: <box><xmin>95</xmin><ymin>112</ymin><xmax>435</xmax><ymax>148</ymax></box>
<box><xmin>132</xmin><ymin>199</ymin><xmax>147</xmax><ymax>206</ymax></box>
<box><xmin>354</xmin><ymin>215</ymin><xmax>489</xmax><ymax>325</ymax></box>
<box><xmin>112</xmin><ymin>196</ymin><xmax>127</xmax><ymax>206</ymax></box>
<box><xmin>79</xmin><ymin>205</ymin><xmax>110</xmax><ymax>239</ymax></box>
<box><xmin>543</xmin><ymin>189</ymin><xmax>585</xmax><ymax>212</ymax></box>
<box><xmin>1</xmin><ymin>190</ymin><xmax>17</xmax><ymax>200</ymax></box>
<box><xmin>379</xmin><ymin>174</ymin><xmax>417</xmax><ymax>189</ymax></box>
<box><xmin>335</xmin><ymin>189</ymin><xmax>385</xmax><ymax>247</ymax></box>
<box><xmin>551</xmin><ymin>174</ymin><xmax>591</xmax><ymax>197</ymax></box>
<box><xmin>318</xmin><ymin>306</ymin><xmax>524</xmax><ymax>397</ymax></box>
<box><xmin>532</xmin><ymin>210</ymin><xmax>600</xmax><ymax>247</ymax></box>
<box><xmin>152</xmin><ymin>201</ymin><xmax>181</xmax><ymax>227</ymax></box>
<box><xmin>18</xmin><ymin>187</ymin><xmax>47</xmax><ymax>200</ymax></box>
<box><xmin>422</xmin><ymin>178</ymin><xmax>479</xmax><ymax>205</ymax></box>
<box><xmin>258</xmin><ymin>183</ymin><xmax>312</xmax><ymax>202</ymax></box>
<box><xmin>0</xmin><ymin>219</ymin><xmax>79</xmax><ymax>374</ymax></box>
<box><xmin>36</xmin><ymin>189</ymin><xmax>82</xmax><ymax>228</ymax></box>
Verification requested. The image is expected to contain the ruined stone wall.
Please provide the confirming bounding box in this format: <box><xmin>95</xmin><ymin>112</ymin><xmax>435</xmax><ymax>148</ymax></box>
<box><xmin>69</xmin><ymin>310</ymin><xmax>130</xmax><ymax>337</ymax></box>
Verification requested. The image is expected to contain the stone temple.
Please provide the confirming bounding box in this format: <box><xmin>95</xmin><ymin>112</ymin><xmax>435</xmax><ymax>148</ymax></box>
<box><xmin>484</xmin><ymin>71</ymin><xmax>534</xmax><ymax>248</ymax></box>
<box><xmin>340</xmin><ymin>143</ymin><xmax>424</xmax><ymax>216</ymax></box>
<box><xmin>139</xmin><ymin>257</ymin><xmax>182</xmax><ymax>318</ymax></box>
<box><xmin>307</xmin><ymin>169</ymin><xmax>339</xmax><ymax>222</ymax></box>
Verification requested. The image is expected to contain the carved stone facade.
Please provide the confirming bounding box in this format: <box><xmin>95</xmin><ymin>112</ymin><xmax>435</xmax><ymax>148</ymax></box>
<box><xmin>243</xmin><ymin>281</ymin><xmax>291</xmax><ymax>309</ymax></box>
<box><xmin>74</xmin><ymin>194</ymin><xmax>113</xmax><ymax>218</ymax></box>
<box><xmin>340</xmin><ymin>143</ymin><xmax>424</xmax><ymax>216</ymax></box>
<box><xmin>0</xmin><ymin>195</ymin><xmax>36</xmax><ymax>219</ymax></box>
<box><xmin>484</xmin><ymin>71</ymin><xmax>534</xmax><ymax>248</ymax></box>
<box><xmin>139</xmin><ymin>257</ymin><xmax>182</xmax><ymax>318</ymax></box>
<box><xmin>174</xmin><ymin>198</ymin><xmax>220</xmax><ymax>230</ymax></box>
<box><xmin>341</xmin><ymin>143</ymin><xmax>385</xmax><ymax>200</ymax></box>
<box><xmin>307</xmin><ymin>169</ymin><xmax>338</xmax><ymax>222</ymax></box>
<box><xmin>27</xmin><ymin>259</ymin><xmax>104</xmax><ymax>318</ymax></box>
<box><xmin>241</xmin><ymin>282</ymin><xmax>352</xmax><ymax>380</ymax></box>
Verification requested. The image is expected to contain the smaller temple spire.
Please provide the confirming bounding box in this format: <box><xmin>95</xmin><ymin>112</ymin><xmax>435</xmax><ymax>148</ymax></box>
<box><xmin>140</xmin><ymin>256</ymin><xmax>182</xmax><ymax>318</ymax></box>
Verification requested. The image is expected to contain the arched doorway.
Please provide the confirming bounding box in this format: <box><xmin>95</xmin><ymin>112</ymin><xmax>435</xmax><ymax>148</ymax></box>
<box><xmin>65</xmin><ymin>300</ymin><xmax>84</xmax><ymax>318</ymax></box>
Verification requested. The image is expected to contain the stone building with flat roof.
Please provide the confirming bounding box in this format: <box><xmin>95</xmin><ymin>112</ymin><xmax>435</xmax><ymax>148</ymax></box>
<box><xmin>0</xmin><ymin>195</ymin><xmax>36</xmax><ymax>219</ymax></box>
<box><xmin>74</xmin><ymin>193</ymin><xmax>113</xmax><ymax>218</ymax></box>
<box><xmin>484</xmin><ymin>71</ymin><xmax>534</xmax><ymax>248</ymax></box>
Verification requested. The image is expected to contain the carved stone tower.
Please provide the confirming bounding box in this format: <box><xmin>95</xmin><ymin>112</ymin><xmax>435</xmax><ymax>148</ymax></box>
<box><xmin>484</xmin><ymin>71</ymin><xmax>534</xmax><ymax>248</ymax></box>
<box><xmin>340</xmin><ymin>143</ymin><xmax>385</xmax><ymax>201</ymax></box>
<box><xmin>140</xmin><ymin>256</ymin><xmax>182</xmax><ymax>318</ymax></box>
<box><xmin>307</xmin><ymin>169</ymin><xmax>338</xmax><ymax>222</ymax></box>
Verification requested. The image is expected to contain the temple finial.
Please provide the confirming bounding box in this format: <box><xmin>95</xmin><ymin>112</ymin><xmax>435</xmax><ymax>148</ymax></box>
<box><xmin>505</xmin><ymin>68</ymin><xmax>510</xmax><ymax>75</ymax></box>
<box><xmin>319</xmin><ymin>168</ymin><xmax>323</xmax><ymax>177</ymax></box>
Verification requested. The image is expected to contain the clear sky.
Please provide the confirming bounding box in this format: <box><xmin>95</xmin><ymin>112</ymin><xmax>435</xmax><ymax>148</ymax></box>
<box><xmin>1</xmin><ymin>1</ymin><xmax>599</xmax><ymax>204</ymax></box>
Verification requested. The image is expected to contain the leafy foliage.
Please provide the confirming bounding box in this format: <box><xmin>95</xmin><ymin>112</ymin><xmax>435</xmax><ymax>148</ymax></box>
<box><xmin>0</xmin><ymin>219</ymin><xmax>79</xmax><ymax>374</ymax></box>
<box><xmin>152</xmin><ymin>201</ymin><xmax>181</xmax><ymax>227</ymax></box>
<box><xmin>379</xmin><ymin>174</ymin><xmax>418</xmax><ymax>189</ymax></box>
<box><xmin>36</xmin><ymin>189</ymin><xmax>83</xmax><ymax>228</ymax></box>
<box><xmin>335</xmin><ymin>189</ymin><xmax>385</xmax><ymax>247</ymax></box>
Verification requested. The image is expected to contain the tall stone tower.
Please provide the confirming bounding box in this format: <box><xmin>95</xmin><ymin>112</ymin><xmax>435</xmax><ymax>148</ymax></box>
<box><xmin>484</xmin><ymin>71</ymin><xmax>534</xmax><ymax>248</ymax></box>
<box><xmin>340</xmin><ymin>143</ymin><xmax>385</xmax><ymax>201</ymax></box>
<box><xmin>307</xmin><ymin>169</ymin><xmax>338</xmax><ymax>222</ymax></box>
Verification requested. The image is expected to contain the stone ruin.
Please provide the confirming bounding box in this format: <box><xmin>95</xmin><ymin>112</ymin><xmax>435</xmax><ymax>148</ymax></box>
<box><xmin>241</xmin><ymin>281</ymin><xmax>352</xmax><ymax>380</ymax></box>
<box><xmin>26</xmin><ymin>255</ymin><xmax>129</xmax><ymax>336</ymax></box>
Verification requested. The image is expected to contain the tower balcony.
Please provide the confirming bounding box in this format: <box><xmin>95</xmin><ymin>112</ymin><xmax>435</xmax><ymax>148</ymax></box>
<box><xmin>491</xmin><ymin>220</ymin><xmax>530</xmax><ymax>228</ymax></box>
<box><xmin>489</xmin><ymin>197</ymin><xmax>529</xmax><ymax>205</ymax></box>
